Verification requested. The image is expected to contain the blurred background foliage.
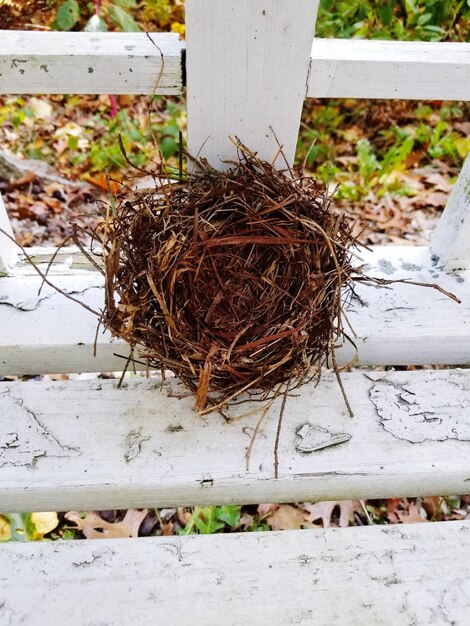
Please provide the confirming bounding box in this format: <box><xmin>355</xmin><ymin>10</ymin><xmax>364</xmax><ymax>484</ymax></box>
<box><xmin>0</xmin><ymin>1</ymin><xmax>468</xmax><ymax>242</ymax></box>
<box><xmin>0</xmin><ymin>1</ymin><xmax>468</xmax><ymax>186</ymax></box>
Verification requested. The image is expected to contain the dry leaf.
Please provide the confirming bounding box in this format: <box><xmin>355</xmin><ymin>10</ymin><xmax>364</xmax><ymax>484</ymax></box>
<box><xmin>267</xmin><ymin>504</ymin><xmax>312</xmax><ymax>531</ymax></box>
<box><xmin>421</xmin><ymin>171</ymin><xmax>453</xmax><ymax>192</ymax></box>
<box><xmin>397</xmin><ymin>503</ymin><xmax>429</xmax><ymax>524</ymax></box>
<box><xmin>424</xmin><ymin>191</ymin><xmax>449</xmax><ymax>208</ymax></box>
<box><xmin>422</xmin><ymin>496</ymin><xmax>442</xmax><ymax>519</ymax></box>
<box><xmin>177</xmin><ymin>507</ymin><xmax>191</xmax><ymax>526</ymax></box>
<box><xmin>302</xmin><ymin>500</ymin><xmax>358</xmax><ymax>528</ymax></box>
<box><xmin>257</xmin><ymin>503</ymin><xmax>278</xmax><ymax>517</ymax></box>
<box><xmin>239</xmin><ymin>512</ymin><xmax>254</xmax><ymax>530</ymax></box>
<box><xmin>161</xmin><ymin>522</ymin><xmax>174</xmax><ymax>536</ymax></box>
<box><xmin>65</xmin><ymin>509</ymin><xmax>148</xmax><ymax>539</ymax></box>
<box><xmin>386</xmin><ymin>497</ymin><xmax>403</xmax><ymax>523</ymax></box>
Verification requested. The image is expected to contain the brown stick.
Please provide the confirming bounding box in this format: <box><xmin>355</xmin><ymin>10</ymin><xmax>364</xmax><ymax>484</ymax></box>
<box><xmin>274</xmin><ymin>382</ymin><xmax>290</xmax><ymax>479</ymax></box>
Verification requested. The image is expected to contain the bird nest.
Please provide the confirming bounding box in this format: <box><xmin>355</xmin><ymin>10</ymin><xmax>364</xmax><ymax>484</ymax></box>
<box><xmin>2</xmin><ymin>143</ymin><xmax>458</xmax><ymax>424</ymax></box>
<box><xmin>83</xmin><ymin>146</ymin><xmax>363</xmax><ymax>414</ymax></box>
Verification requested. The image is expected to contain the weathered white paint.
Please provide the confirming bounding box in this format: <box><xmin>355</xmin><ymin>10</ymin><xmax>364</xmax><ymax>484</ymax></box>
<box><xmin>0</xmin><ymin>31</ymin><xmax>183</xmax><ymax>95</ymax></box>
<box><xmin>0</xmin><ymin>246</ymin><xmax>467</xmax><ymax>377</ymax></box>
<box><xmin>2</xmin><ymin>32</ymin><xmax>470</xmax><ymax>101</ymax></box>
<box><xmin>431</xmin><ymin>154</ymin><xmax>470</xmax><ymax>269</ymax></box>
<box><xmin>0</xmin><ymin>193</ymin><xmax>18</xmax><ymax>274</ymax></box>
<box><xmin>14</xmin><ymin>245</ymin><xmax>100</xmax><ymax>272</ymax></box>
<box><xmin>186</xmin><ymin>0</ymin><xmax>318</xmax><ymax>169</ymax></box>
<box><xmin>339</xmin><ymin>245</ymin><xmax>470</xmax><ymax>367</ymax></box>
<box><xmin>371</xmin><ymin>378</ymin><xmax>470</xmax><ymax>442</ymax></box>
<box><xmin>1</xmin><ymin>521</ymin><xmax>469</xmax><ymax>625</ymax></box>
<box><xmin>308</xmin><ymin>38</ymin><xmax>470</xmax><ymax>100</ymax></box>
<box><xmin>1</xmin><ymin>369</ymin><xmax>470</xmax><ymax>511</ymax></box>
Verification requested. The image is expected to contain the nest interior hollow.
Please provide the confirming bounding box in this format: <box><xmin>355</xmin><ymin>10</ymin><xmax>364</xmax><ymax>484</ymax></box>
<box><xmin>97</xmin><ymin>149</ymin><xmax>359</xmax><ymax>412</ymax></box>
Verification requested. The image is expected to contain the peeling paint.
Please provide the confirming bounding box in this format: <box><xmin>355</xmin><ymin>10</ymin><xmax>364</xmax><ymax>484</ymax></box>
<box><xmin>0</xmin><ymin>387</ymin><xmax>79</xmax><ymax>467</ymax></box>
<box><xmin>124</xmin><ymin>428</ymin><xmax>150</xmax><ymax>463</ymax></box>
<box><xmin>370</xmin><ymin>379</ymin><xmax>470</xmax><ymax>443</ymax></box>
<box><xmin>0</xmin><ymin>278</ymin><xmax>103</xmax><ymax>312</ymax></box>
<box><xmin>363</xmin><ymin>369</ymin><xmax>395</xmax><ymax>382</ymax></box>
<box><xmin>295</xmin><ymin>424</ymin><xmax>351</xmax><ymax>453</ymax></box>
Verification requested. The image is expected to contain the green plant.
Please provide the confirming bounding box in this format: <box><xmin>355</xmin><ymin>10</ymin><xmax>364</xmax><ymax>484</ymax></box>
<box><xmin>53</xmin><ymin>0</ymin><xmax>140</xmax><ymax>32</ymax></box>
<box><xmin>316</xmin><ymin>0</ymin><xmax>470</xmax><ymax>42</ymax></box>
<box><xmin>180</xmin><ymin>506</ymin><xmax>241</xmax><ymax>535</ymax></box>
<box><xmin>83</xmin><ymin>101</ymin><xmax>184</xmax><ymax>172</ymax></box>
<box><xmin>143</xmin><ymin>0</ymin><xmax>184</xmax><ymax>27</ymax></box>
<box><xmin>0</xmin><ymin>513</ymin><xmax>59</xmax><ymax>542</ymax></box>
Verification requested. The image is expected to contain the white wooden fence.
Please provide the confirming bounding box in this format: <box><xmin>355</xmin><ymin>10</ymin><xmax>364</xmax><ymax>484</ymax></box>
<box><xmin>0</xmin><ymin>2</ymin><xmax>470</xmax><ymax>623</ymax></box>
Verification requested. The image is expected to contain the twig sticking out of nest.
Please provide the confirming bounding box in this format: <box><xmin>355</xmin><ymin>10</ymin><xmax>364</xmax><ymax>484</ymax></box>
<box><xmin>87</xmin><ymin>145</ymin><xmax>363</xmax><ymax>413</ymax></box>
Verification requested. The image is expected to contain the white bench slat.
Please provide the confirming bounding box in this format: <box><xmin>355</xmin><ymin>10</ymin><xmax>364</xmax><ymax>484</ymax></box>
<box><xmin>1</xmin><ymin>369</ymin><xmax>470</xmax><ymax>512</ymax></box>
<box><xmin>0</xmin><ymin>31</ymin><xmax>183</xmax><ymax>95</ymax></box>
<box><xmin>308</xmin><ymin>38</ymin><xmax>470</xmax><ymax>100</ymax></box>
<box><xmin>0</xmin><ymin>521</ymin><xmax>469</xmax><ymax>624</ymax></box>
<box><xmin>1</xmin><ymin>32</ymin><xmax>470</xmax><ymax>101</ymax></box>
<box><xmin>0</xmin><ymin>246</ymin><xmax>468</xmax><ymax>377</ymax></box>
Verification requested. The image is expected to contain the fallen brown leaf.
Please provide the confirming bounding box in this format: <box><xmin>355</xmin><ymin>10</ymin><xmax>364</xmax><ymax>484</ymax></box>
<box><xmin>302</xmin><ymin>500</ymin><xmax>359</xmax><ymax>528</ymax></box>
<box><xmin>257</xmin><ymin>503</ymin><xmax>278</xmax><ymax>517</ymax></box>
<box><xmin>424</xmin><ymin>191</ymin><xmax>449</xmax><ymax>208</ymax></box>
<box><xmin>422</xmin><ymin>496</ymin><xmax>442</xmax><ymax>519</ymax></box>
<box><xmin>267</xmin><ymin>504</ymin><xmax>312</xmax><ymax>531</ymax></box>
<box><xmin>397</xmin><ymin>503</ymin><xmax>429</xmax><ymax>524</ymax></box>
<box><xmin>177</xmin><ymin>507</ymin><xmax>191</xmax><ymax>526</ymax></box>
<box><xmin>9</xmin><ymin>170</ymin><xmax>36</xmax><ymax>188</ymax></box>
<box><xmin>65</xmin><ymin>509</ymin><xmax>148</xmax><ymax>539</ymax></box>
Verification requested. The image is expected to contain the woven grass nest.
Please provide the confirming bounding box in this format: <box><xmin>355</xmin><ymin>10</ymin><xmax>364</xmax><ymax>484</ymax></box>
<box><xmin>84</xmin><ymin>144</ymin><xmax>366</xmax><ymax>415</ymax></box>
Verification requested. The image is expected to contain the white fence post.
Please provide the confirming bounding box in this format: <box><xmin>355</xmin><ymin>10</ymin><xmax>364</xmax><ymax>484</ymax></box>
<box><xmin>431</xmin><ymin>154</ymin><xmax>470</xmax><ymax>269</ymax></box>
<box><xmin>0</xmin><ymin>194</ymin><xmax>18</xmax><ymax>274</ymax></box>
<box><xmin>186</xmin><ymin>0</ymin><xmax>319</xmax><ymax>170</ymax></box>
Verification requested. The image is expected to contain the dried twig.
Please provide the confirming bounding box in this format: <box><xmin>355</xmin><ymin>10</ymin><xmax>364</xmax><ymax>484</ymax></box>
<box><xmin>274</xmin><ymin>382</ymin><xmax>290</xmax><ymax>479</ymax></box>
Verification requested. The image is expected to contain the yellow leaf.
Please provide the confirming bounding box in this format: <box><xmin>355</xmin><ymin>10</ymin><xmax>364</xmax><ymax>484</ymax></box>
<box><xmin>171</xmin><ymin>22</ymin><xmax>185</xmax><ymax>35</ymax></box>
<box><xmin>0</xmin><ymin>515</ymin><xmax>11</xmax><ymax>541</ymax></box>
<box><xmin>454</xmin><ymin>137</ymin><xmax>470</xmax><ymax>159</ymax></box>
<box><xmin>31</xmin><ymin>512</ymin><xmax>59</xmax><ymax>537</ymax></box>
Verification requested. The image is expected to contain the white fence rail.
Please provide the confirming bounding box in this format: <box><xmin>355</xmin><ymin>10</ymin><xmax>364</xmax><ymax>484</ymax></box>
<box><xmin>0</xmin><ymin>31</ymin><xmax>183</xmax><ymax>95</ymax></box>
<box><xmin>1</xmin><ymin>31</ymin><xmax>470</xmax><ymax>101</ymax></box>
<box><xmin>308</xmin><ymin>39</ymin><xmax>470</xmax><ymax>100</ymax></box>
